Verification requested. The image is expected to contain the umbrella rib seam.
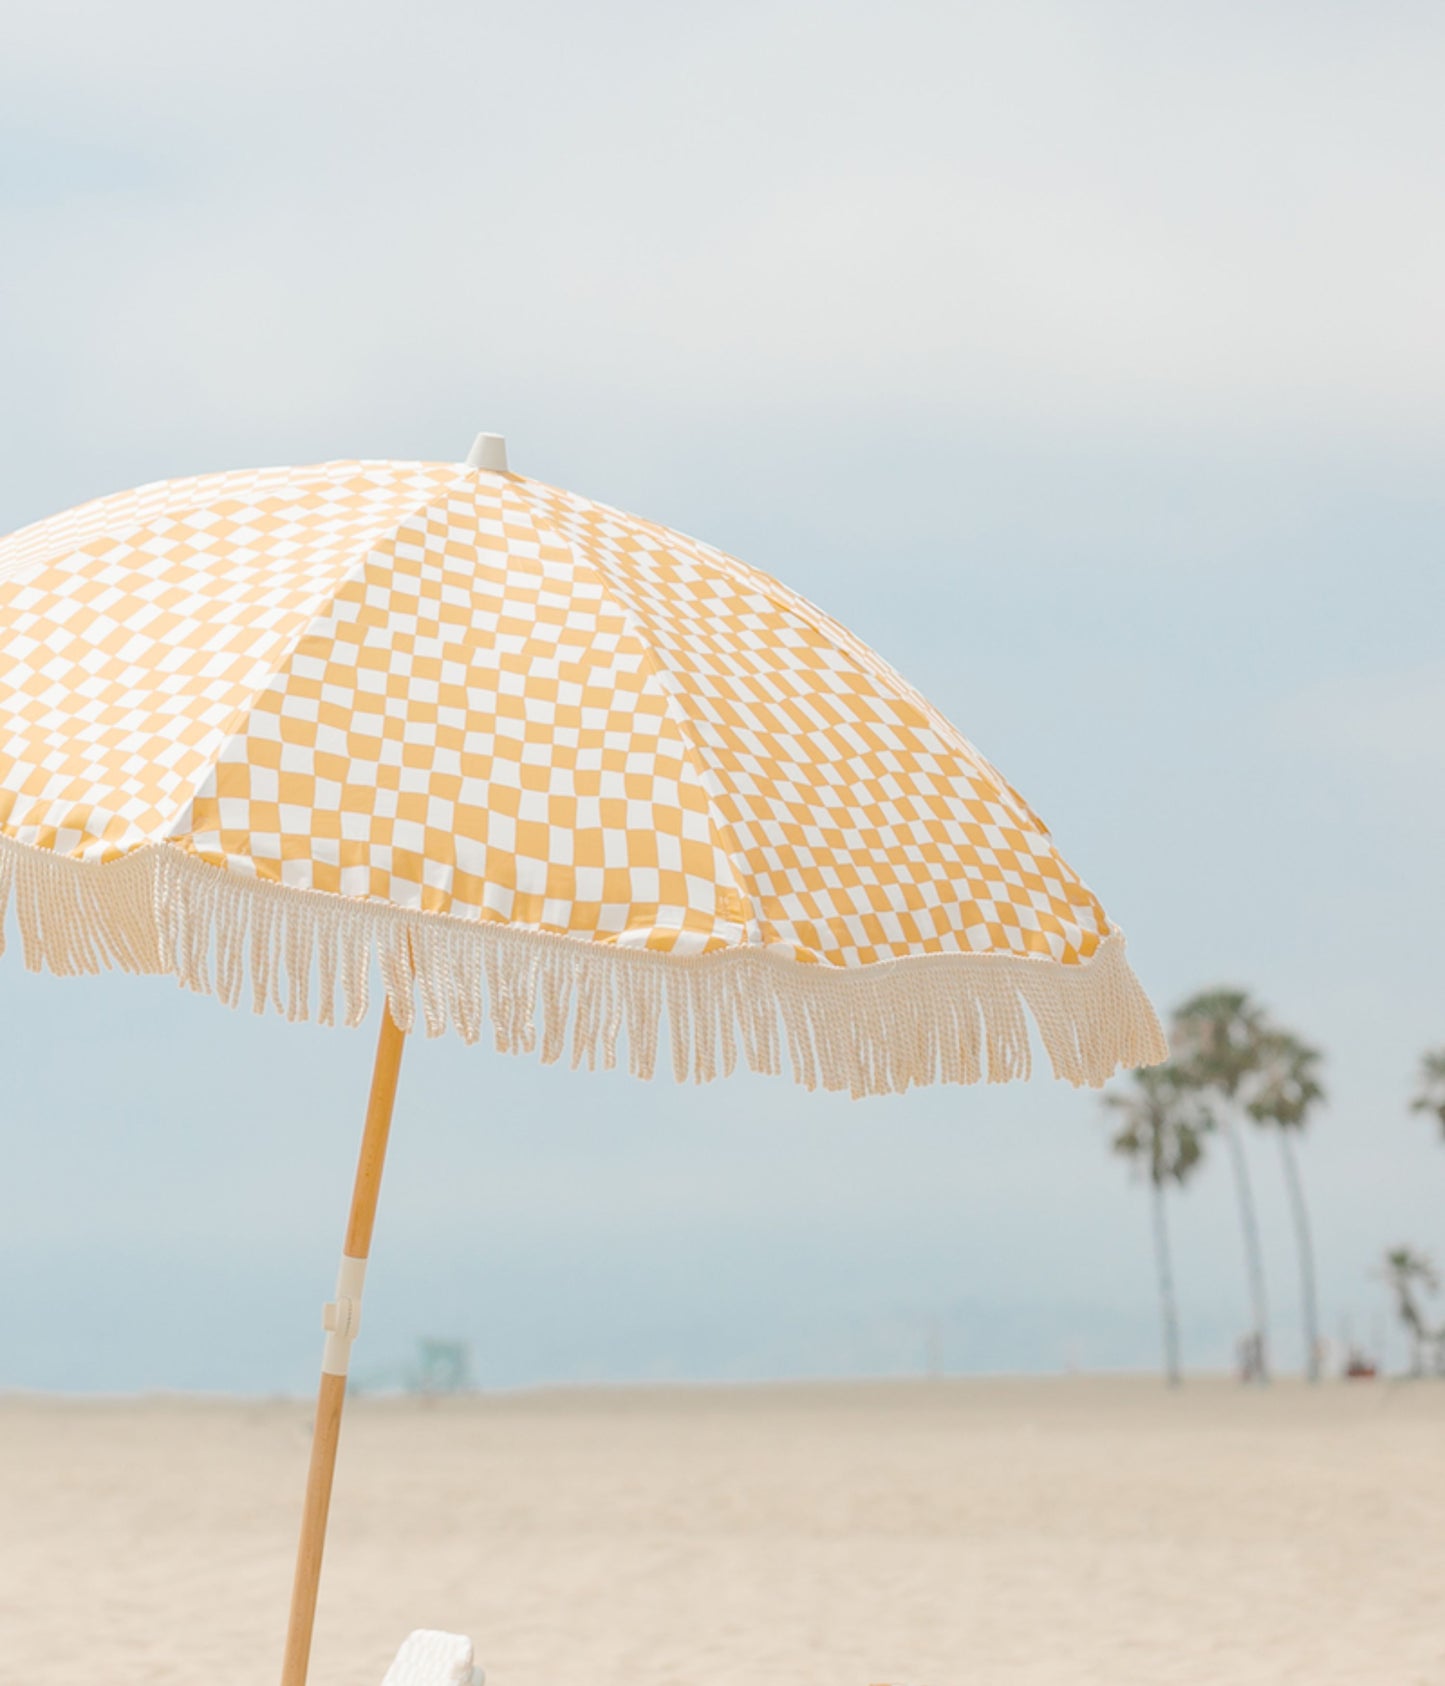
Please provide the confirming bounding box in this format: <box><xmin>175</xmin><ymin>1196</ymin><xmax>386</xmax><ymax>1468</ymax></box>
<box><xmin>505</xmin><ymin>477</ymin><xmax>765</xmax><ymax>955</ymax></box>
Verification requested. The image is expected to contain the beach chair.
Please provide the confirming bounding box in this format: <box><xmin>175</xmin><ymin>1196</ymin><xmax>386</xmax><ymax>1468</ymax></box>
<box><xmin>381</xmin><ymin>1630</ymin><xmax>481</xmax><ymax>1686</ymax></box>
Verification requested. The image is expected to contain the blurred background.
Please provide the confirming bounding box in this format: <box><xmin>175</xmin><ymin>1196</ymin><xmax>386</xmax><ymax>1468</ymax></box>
<box><xmin>2</xmin><ymin>0</ymin><xmax>1442</xmax><ymax>1393</ymax></box>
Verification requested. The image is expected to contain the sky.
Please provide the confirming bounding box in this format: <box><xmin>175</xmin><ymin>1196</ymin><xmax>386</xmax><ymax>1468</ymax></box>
<box><xmin>1</xmin><ymin>0</ymin><xmax>1442</xmax><ymax>1392</ymax></box>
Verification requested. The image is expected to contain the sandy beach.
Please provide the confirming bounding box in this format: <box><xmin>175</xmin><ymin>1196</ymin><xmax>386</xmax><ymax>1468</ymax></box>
<box><xmin>2</xmin><ymin>1376</ymin><xmax>1443</xmax><ymax>1685</ymax></box>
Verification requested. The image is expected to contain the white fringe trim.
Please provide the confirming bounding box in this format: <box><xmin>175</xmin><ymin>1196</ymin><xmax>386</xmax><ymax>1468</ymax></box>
<box><xmin>0</xmin><ymin>836</ymin><xmax>1166</xmax><ymax>1095</ymax></box>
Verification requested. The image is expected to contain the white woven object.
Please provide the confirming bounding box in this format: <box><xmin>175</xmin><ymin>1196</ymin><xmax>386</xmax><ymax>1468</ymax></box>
<box><xmin>380</xmin><ymin>1628</ymin><xmax>479</xmax><ymax>1686</ymax></box>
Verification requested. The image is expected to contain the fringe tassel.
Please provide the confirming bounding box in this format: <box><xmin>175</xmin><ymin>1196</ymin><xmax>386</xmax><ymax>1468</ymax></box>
<box><xmin>0</xmin><ymin>836</ymin><xmax>1167</xmax><ymax>1094</ymax></box>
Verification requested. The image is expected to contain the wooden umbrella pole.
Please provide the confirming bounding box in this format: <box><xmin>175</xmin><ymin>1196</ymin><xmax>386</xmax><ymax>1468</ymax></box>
<box><xmin>280</xmin><ymin>1004</ymin><xmax>407</xmax><ymax>1686</ymax></box>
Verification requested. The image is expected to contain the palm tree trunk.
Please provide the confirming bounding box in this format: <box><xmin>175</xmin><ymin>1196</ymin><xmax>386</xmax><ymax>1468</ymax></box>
<box><xmin>1277</xmin><ymin>1128</ymin><xmax>1320</xmax><ymax>1383</ymax></box>
<box><xmin>1221</xmin><ymin>1110</ymin><xmax>1270</xmax><ymax>1383</ymax></box>
<box><xmin>1150</xmin><ymin>1173</ymin><xmax>1182</xmax><ymax>1387</ymax></box>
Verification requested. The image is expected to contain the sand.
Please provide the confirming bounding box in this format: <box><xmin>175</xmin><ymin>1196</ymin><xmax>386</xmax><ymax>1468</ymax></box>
<box><xmin>2</xmin><ymin>1376</ymin><xmax>1442</xmax><ymax>1685</ymax></box>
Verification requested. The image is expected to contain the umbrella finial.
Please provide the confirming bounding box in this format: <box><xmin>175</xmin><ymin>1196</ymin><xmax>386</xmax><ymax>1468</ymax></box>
<box><xmin>465</xmin><ymin>432</ymin><xmax>508</xmax><ymax>472</ymax></box>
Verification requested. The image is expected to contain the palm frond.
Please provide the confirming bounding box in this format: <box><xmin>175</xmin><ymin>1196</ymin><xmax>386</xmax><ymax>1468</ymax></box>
<box><xmin>1246</xmin><ymin>1029</ymin><xmax>1326</xmax><ymax>1131</ymax></box>
<box><xmin>1102</xmin><ymin>1062</ymin><xmax>1210</xmax><ymax>1187</ymax></box>
<box><xmin>1410</xmin><ymin>1047</ymin><xmax>1445</xmax><ymax>1135</ymax></box>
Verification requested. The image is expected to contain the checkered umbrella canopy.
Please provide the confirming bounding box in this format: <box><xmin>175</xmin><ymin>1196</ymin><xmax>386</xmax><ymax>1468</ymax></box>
<box><xmin>0</xmin><ymin>447</ymin><xmax>1164</xmax><ymax>1095</ymax></box>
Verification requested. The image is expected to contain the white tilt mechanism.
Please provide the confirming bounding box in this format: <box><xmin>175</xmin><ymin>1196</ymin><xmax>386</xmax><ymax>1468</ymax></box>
<box><xmin>320</xmin><ymin>1253</ymin><xmax>367</xmax><ymax>1377</ymax></box>
<box><xmin>465</xmin><ymin>432</ymin><xmax>508</xmax><ymax>471</ymax></box>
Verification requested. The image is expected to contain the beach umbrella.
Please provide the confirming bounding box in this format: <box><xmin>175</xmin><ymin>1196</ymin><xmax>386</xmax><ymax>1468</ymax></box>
<box><xmin>0</xmin><ymin>434</ymin><xmax>1166</xmax><ymax>1683</ymax></box>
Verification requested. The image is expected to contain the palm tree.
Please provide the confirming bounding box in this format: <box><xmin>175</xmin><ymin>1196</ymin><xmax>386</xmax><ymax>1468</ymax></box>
<box><xmin>1247</xmin><ymin>1030</ymin><xmax>1326</xmax><ymax>1382</ymax></box>
<box><xmin>1170</xmin><ymin>989</ymin><xmax>1272</xmax><ymax>1382</ymax></box>
<box><xmin>1104</xmin><ymin>1064</ymin><xmax>1208</xmax><ymax>1386</ymax></box>
<box><xmin>1409</xmin><ymin>1049</ymin><xmax>1445</xmax><ymax>1138</ymax></box>
<box><xmin>1380</xmin><ymin>1247</ymin><xmax>1440</xmax><ymax>1377</ymax></box>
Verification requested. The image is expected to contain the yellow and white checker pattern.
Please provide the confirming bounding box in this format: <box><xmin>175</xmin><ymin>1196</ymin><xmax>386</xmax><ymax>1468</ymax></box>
<box><xmin>0</xmin><ymin>459</ymin><xmax>1114</xmax><ymax>968</ymax></box>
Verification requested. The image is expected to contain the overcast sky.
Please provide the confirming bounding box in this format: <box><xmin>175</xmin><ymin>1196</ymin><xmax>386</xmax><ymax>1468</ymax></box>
<box><xmin>2</xmin><ymin>1</ymin><xmax>1442</xmax><ymax>1391</ymax></box>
